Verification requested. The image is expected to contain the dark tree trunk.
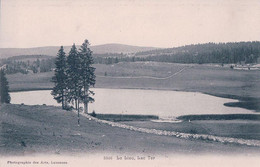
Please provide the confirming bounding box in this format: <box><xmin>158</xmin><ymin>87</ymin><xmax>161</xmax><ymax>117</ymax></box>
<box><xmin>75</xmin><ymin>99</ymin><xmax>78</xmax><ymax>110</ymax></box>
<box><xmin>84</xmin><ymin>102</ymin><xmax>88</xmax><ymax>114</ymax></box>
<box><xmin>84</xmin><ymin>87</ymin><xmax>88</xmax><ymax>114</ymax></box>
<box><xmin>61</xmin><ymin>91</ymin><xmax>64</xmax><ymax>109</ymax></box>
<box><xmin>77</xmin><ymin>99</ymin><xmax>80</xmax><ymax>126</ymax></box>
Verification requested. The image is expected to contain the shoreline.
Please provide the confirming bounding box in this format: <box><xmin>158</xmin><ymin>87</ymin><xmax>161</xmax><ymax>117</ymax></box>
<box><xmin>92</xmin><ymin>113</ymin><xmax>260</xmax><ymax>122</ymax></box>
<box><xmin>176</xmin><ymin>114</ymin><xmax>260</xmax><ymax>121</ymax></box>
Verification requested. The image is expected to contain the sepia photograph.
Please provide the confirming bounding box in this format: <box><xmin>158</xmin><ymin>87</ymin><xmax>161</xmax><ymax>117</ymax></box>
<box><xmin>0</xmin><ymin>0</ymin><xmax>260</xmax><ymax>166</ymax></box>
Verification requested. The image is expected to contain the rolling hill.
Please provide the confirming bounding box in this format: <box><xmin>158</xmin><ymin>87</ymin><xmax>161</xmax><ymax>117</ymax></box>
<box><xmin>0</xmin><ymin>43</ymin><xmax>158</xmax><ymax>59</ymax></box>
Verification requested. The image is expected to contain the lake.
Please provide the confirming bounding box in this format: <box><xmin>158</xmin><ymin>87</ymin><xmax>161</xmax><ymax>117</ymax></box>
<box><xmin>10</xmin><ymin>88</ymin><xmax>253</xmax><ymax>118</ymax></box>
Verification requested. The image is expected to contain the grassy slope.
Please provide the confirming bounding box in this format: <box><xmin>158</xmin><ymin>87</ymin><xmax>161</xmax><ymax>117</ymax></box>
<box><xmin>8</xmin><ymin>62</ymin><xmax>260</xmax><ymax>95</ymax></box>
<box><xmin>1</xmin><ymin>104</ymin><xmax>260</xmax><ymax>156</ymax></box>
<box><xmin>7</xmin><ymin>62</ymin><xmax>260</xmax><ymax>111</ymax></box>
<box><xmin>7</xmin><ymin>72</ymin><xmax>54</xmax><ymax>91</ymax></box>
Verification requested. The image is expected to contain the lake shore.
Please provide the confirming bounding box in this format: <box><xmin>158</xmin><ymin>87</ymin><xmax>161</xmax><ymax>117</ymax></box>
<box><xmin>1</xmin><ymin>104</ymin><xmax>260</xmax><ymax>156</ymax></box>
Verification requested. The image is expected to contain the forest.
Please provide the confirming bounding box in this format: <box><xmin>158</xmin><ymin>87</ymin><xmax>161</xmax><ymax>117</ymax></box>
<box><xmin>135</xmin><ymin>41</ymin><xmax>260</xmax><ymax>64</ymax></box>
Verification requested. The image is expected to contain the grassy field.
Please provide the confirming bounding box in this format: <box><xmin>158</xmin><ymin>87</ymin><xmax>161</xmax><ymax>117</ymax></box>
<box><xmin>1</xmin><ymin>104</ymin><xmax>260</xmax><ymax>156</ymax></box>
<box><xmin>7</xmin><ymin>72</ymin><xmax>54</xmax><ymax>91</ymax></box>
<box><xmin>7</xmin><ymin>62</ymin><xmax>260</xmax><ymax>112</ymax></box>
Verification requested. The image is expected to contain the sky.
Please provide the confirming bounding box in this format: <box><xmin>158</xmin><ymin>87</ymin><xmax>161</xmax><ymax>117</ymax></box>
<box><xmin>0</xmin><ymin>0</ymin><xmax>260</xmax><ymax>48</ymax></box>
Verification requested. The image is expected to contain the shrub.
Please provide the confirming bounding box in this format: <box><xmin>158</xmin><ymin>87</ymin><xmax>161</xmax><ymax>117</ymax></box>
<box><xmin>91</xmin><ymin>110</ymin><xmax>96</xmax><ymax>117</ymax></box>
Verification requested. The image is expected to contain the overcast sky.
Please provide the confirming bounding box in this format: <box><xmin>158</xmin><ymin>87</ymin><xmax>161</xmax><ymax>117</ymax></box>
<box><xmin>0</xmin><ymin>0</ymin><xmax>260</xmax><ymax>48</ymax></box>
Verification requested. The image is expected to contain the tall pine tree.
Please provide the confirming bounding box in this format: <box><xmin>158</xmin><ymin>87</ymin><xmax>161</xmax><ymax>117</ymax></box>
<box><xmin>51</xmin><ymin>46</ymin><xmax>67</xmax><ymax>109</ymax></box>
<box><xmin>0</xmin><ymin>69</ymin><xmax>11</xmax><ymax>104</ymax></box>
<box><xmin>79</xmin><ymin>39</ymin><xmax>96</xmax><ymax>114</ymax></box>
<box><xmin>51</xmin><ymin>40</ymin><xmax>96</xmax><ymax>125</ymax></box>
<box><xmin>66</xmin><ymin>44</ymin><xmax>82</xmax><ymax>125</ymax></box>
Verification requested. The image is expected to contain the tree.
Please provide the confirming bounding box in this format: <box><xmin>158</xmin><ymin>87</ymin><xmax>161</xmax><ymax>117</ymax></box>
<box><xmin>66</xmin><ymin>44</ymin><xmax>82</xmax><ymax>125</ymax></box>
<box><xmin>0</xmin><ymin>69</ymin><xmax>11</xmax><ymax>104</ymax></box>
<box><xmin>79</xmin><ymin>39</ymin><xmax>96</xmax><ymax>114</ymax></box>
<box><xmin>51</xmin><ymin>46</ymin><xmax>67</xmax><ymax>109</ymax></box>
<box><xmin>115</xmin><ymin>57</ymin><xmax>119</xmax><ymax>63</ymax></box>
<box><xmin>51</xmin><ymin>40</ymin><xmax>96</xmax><ymax>125</ymax></box>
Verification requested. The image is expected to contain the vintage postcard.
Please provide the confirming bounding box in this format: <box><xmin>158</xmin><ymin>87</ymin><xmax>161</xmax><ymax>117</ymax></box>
<box><xmin>0</xmin><ymin>0</ymin><xmax>260</xmax><ymax>166</ymax></box>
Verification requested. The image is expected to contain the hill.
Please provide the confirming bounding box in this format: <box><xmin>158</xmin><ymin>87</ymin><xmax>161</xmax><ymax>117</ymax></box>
<box><xmin>2</xmin><ymin>42</ymin><xmax>260</xmax><ymax>65</ymax></box>
<box><xmin>0</xmin><ymin>43</ymin><xmax>158</xmax><ymax>59</ymax></box>
<box><xmin>135</xmin><ymin>41</ymin><xmax>260</xmax><ymax>64</ymax></box>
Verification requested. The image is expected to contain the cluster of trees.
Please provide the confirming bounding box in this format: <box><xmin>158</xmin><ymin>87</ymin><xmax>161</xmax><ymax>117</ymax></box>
<box><xmin>0</xmin><ymin>56</ymin><xmax>55</xmax><ymax>74</ymax></box>
<box><xmin>94</xmin><ymin>56</ymin><xmax>119</xmax><ymax>64</ymax></box>
<box><xmin>94</xmin><ymin>56</ymin><xmax>144</xmax><ymax>64</ymax></box>
<box><xmin>0</xmin><ymin>69</ymin><xmax>11</xmax><ymax>104</ymax></box>
<box><xmin>51</xmin><ymin>40</ymin><xmax>96</xmax><ymax>125</ymax></box>
<box><xmin>135</xmin><ymin>42</ymin><xmax>260</xmax><ymax>64</ymax></box>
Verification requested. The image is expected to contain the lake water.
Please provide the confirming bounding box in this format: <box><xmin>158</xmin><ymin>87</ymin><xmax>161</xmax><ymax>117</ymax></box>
<box><xmin>10</xmin><ymin>88</ymin><xmax>253</xmax><ymax>118</ymax></box>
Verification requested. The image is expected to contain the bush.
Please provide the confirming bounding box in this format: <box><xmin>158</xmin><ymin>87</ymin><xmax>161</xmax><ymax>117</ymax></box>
<box><xmin>90</xmin><ymin>110</ymin><xmax>96</xmax><ymax>117</ymax></box>
<box><xmin>64</xmin><ymin>105</ymin><xmax>73</xmax><ymax>111</ymax></box>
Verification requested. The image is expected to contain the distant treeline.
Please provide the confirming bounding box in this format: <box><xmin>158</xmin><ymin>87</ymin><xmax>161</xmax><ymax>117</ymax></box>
<box><xmin>94</xmin><ymin>56</ymin><xmax>143</xmax><ymax>64</ymax></box>
<box><xmin>0</xmin><ymin>56</ymin><xmax>55</xmax><ymax>74</ymax></box>
<box><xmin>1</xmin><ymin>41</ymin><xmax>260</xmax><ymax>74</ymax></box>
<box><xmin>135</xmin><ymin>41</ymin><xmax>260</xmax><ymax>64</ymax></box>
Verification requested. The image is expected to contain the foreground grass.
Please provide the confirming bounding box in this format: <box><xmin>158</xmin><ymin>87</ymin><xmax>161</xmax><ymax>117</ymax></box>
<box><xmin>1</xmin><ymin>104</ymin><xmax>260</xmax><ymax>156</ymax></box>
